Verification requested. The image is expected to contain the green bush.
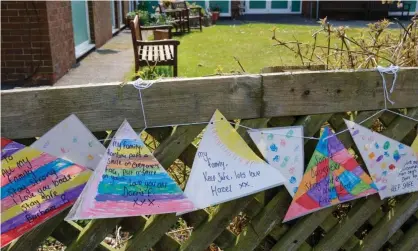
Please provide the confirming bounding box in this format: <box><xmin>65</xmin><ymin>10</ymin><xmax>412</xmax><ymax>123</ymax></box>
<box><xmin>133</xmin><ymin>66</ymin><xmax>172</xmax><ymax>80</ymax></box>
<box><xmin>126</xmin><ymin>10</ymin><xmax>150</xmax><ymax>25</ymax></box>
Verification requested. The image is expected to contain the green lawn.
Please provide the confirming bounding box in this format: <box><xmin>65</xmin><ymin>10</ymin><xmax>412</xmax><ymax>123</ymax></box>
<box><xmin>125</xmin><ymin>22</ymin><xmax>398</xmax><ymax>81</ymax></box>
<box><xmin>175</xmin><ymin>23</ymin><xmax>368</xmax><ymax>77</ymax></box>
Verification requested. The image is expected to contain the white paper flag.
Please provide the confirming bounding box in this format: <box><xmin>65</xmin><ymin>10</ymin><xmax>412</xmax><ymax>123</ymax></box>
<box><xmin>182</xmin><ymin>110</ymin><xmax>286</xmax><ymax>212</ymax></box>
<box><xmin>66</xmin><ymin>120</ymin><xmax>194</xmax><ymax>220</ymax></box>
<box><xmin>345</xmin><ymin>119</ymin><xmax>418</xmax><ymax>199</ymax></box>
<box><xmin>248</xmin><ymin>126</ymin><xmax>304</xmax><ymax>197</ymax></box>
<box><xmin>31</xmin><ymin>114</ymin><xmax>106</xmax><ymax>170</ymax></box>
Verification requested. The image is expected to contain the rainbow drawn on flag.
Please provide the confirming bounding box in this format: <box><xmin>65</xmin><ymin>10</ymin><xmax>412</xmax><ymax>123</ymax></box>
<box><xmin>1</xmin><ymin>138</ymin><xmax>90</xmax><ymax>247</ymax></box>
<box><xmin>284</xmin><ymin>127</ymin><xmax>378</xmax><ymax>222</ymax></box>
<box><xmin>66</xmin><ymin>120</ymin><xmax>194</xmax><ymax>220</ymax></box>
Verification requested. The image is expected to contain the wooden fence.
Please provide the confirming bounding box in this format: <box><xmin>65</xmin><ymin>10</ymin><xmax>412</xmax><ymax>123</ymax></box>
<box><xmin>2</xmin><ymin>68</ymin><xmax>418</xmax><ymax>251</ymax></box>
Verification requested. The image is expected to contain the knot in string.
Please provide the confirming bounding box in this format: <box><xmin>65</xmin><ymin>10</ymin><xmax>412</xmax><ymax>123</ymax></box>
<box><xmin>130</xmin><ymin>78</ymin><xmax>158</xmax><ymax>129</ymax></box>
<box><xmin>132</xmin><ymin>78</ymin><xmax>156</xmax><ymax>90</ymax></box>
<box><xmin>377</xmin><ymin>65</ymin><xmax>399</xmax><ymax>108</ymax></box>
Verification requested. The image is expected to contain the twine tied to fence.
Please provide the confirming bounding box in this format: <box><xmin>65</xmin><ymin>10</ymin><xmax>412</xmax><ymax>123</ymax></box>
<box><xmin>131</xmin><ymin>78</ymin><xmax>157</xmax><ymax>130</ymax></box>
<box><xmin>377</xmin><ymin>65</ymin><xmax>399</xmax><ymax>108</ymax></box>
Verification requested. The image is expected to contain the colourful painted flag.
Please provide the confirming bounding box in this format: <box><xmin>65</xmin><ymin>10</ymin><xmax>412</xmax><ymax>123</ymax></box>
<box><xmin>181</xmin><ymin>110</ymin><xmax>285</xmax><ymax>213</ymax></box>
<box><xmin>283</xmin><ymin>127</ymin><xmax>378</xmax><ymax>222</ymax></box>
<box><xmin>1</xmin><ymin>138</ymin><xmax>90</xmax><ymax>247</ymax></box>
<box><xmin>248</xmin><ymin>126</ymin><xmax>304</xmax><ymax>197</ymax></box>
<box><xmin>345</xmin><ymin>120</ymin><xmax>418</xmax><ymax>199</ymax></box>
<box><xmin>65</xmin><ymin>120</ymin><xmax>194</xmax><ymax>220</ymax></box>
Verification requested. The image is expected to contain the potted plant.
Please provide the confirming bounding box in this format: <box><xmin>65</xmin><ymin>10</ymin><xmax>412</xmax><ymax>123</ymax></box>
<box><xmin>126</xmin><ymin>10</ymin><xmax>150</xmax><ymax>25</ymax></box>
<box><xmin>126</xmin><ymin>11</ymin><xmax>137</xmax><ymax>25</ymax></box>
<box><xmin>210</xmin><ymin>5</ymin><xmax>221</xmax><ymax>24</ymax></box>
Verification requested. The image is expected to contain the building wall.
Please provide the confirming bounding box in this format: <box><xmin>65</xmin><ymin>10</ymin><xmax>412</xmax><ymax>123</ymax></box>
<box><xmin>1</xmin><ymin>0</ymin><xmax>75</xmax><ymax>85</ymax></box>
<box><xmin>1</xmin><ymin>1</ymin><xmax>122</xmax><ymax>86</ymax></box>
<box><xmin>89</xmin><ymin>1</ymin><xmax>113</xmax><ymax>48</ymax></box>
<box><xmin>46</xmin><ymin>1</ymin><xmax>75</xmax><ymax>83</ymax></box>
<box><xmin>1</xmin><ymin>1</ymin><xmax>54</xmax><ymax>85</ymax></box>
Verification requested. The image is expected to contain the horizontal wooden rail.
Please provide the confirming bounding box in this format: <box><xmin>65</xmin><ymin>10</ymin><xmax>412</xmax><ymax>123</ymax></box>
<box><xmin>2</xmin><ymin>68</ymin><xmax>418</xmax><ymax>139</ymax></box>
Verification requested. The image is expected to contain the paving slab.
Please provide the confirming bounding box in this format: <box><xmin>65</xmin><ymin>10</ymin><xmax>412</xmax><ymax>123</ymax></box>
<box><xmin>54</xmin><ymin>29</ymin><xmax>134</xmax><ymax>86</ymax></box>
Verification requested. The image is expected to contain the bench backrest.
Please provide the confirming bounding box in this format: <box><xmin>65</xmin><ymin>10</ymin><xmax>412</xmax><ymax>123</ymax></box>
<box><xmin>129</xmin><ymin>15</ymin><xmax>141</xmax><ymax>71</ymax></box>
<box><xmin>130</xmin><ymin>15</ymin><xmax>143</xmax><ymax>41</ymax></box>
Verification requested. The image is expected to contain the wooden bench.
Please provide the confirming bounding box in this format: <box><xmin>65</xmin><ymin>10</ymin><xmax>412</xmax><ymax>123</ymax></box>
<box><xmin>171</xmin><ymin>1</ymin><xmax>203</xmax><ymax>32</ymax></box>
<box><xmin>157</xmin><ymin>4</ymin><xmax>187</xmax><ymax>34</ymax></box>
<box><xmin>129</xmin><ymin>15</ymin><xmax>180</xmax><ymax>77</ymax></box>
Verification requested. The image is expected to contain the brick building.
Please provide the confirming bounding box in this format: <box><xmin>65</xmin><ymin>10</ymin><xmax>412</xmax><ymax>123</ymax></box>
<box><xmin>1</xmin><ymin>0</ymin><xmax>134</xmax><ymax>86</ymax></box>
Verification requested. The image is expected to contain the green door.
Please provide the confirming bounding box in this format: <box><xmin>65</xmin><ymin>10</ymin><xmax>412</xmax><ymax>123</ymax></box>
<box><xmin>71</xmin><ymin>0</ymin><xmax>90</xmax><ymax>47</ymax></box>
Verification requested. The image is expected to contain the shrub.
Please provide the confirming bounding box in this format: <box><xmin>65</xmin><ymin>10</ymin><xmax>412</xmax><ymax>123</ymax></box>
<box><xmin>272</xmin><ymin>16</ymin><xmax>418</xmax><ymax>69</ymax></box>
<box><xmin>126</xmin><ymin>10</ymin><xmax>150</xmax><ymax>25</ymax></box>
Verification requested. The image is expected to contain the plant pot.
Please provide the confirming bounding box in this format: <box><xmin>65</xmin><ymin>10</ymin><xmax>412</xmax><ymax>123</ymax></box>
<box><xmin>203</xmin><ymin>16</ymin><xmax>212</xmax><ymax>27</ymax></box>
<box><xmin>153</xmin><ymin>30</ymin><xmax>170</xmax><ymax>40</ymax></box>
<box><xmin>126</xmin><ymin>16</ymin><xmax>134</xmax><ymax>26</ymax></box>
<box><xmin>211</xmin><ymin>11</ymin><xmax>220</xmax><ymax>24</ymax></box>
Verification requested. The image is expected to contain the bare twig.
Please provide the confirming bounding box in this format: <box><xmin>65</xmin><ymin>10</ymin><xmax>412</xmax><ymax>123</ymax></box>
<box><xmin>272</xmin><ymin>16</ymin><xmax>417</xmax><ymax>69</ymax></box>
<box><xmin>233</xmin><ymin>56</ymin><xmax>246</xmax><ymax>72</ymax></box>
<box><xmin>326</xmin><ymin>23</ymin><xmax>331</xmax><ymax>69</ymax></box>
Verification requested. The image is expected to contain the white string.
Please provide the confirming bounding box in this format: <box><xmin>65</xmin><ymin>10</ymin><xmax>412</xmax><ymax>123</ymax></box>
<box><xmin>377</xmin><ymin>65</ymin><xmax>399</xmax><ymax>108</ymax></box>
<box><xmin>123</xmin><ymin>67</ymin><xmax>415</xmax><ymax>144</ymax></box>
<box><xmin>97</xmin><ymin>120</ymin><xmax>255</xmax><ymax>142</ymax></box>
<box><xmin>131</xmin><ymin>78</ymin><xmax>158</xmax><ymax>130</ymax></box>
<box><xmin>229</xmin><ymin>121</ymin><xmax>255</xmax><ymax>130</ymax></box>
<box><xmin>384</xmin><ymin>108</ymin><xmax>418</xmax><ymax>122</ymax></box>
<box><xmin>321</xmin><ymin>109</ymin><xmax>386</xmax><ymax>141</ymax></box>
<box><xmin>127</xmin><ymin>79</ymin><xmax>321</xmax><ymax>141</ymax></box>
<box><xmin>248</xmin><ymin>129</ymin><xmax>321</xmax><ymax>140</ymax></box>
<box><xmin>321</xmin><ymin>65</ymin><xmax>417</xmax><ymax>141</ymax></box>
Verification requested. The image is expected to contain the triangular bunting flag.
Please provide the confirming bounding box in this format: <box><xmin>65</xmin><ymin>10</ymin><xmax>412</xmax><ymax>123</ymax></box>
<box><xmin>65</xmin><ymin>120</ymin><xmax>194</xmax><ymax>220</ymax></box>
<box><xmin>182</xmin><ymin>110</ymin><xmax>286</xmax><ymax>212</ymax></box>
<box><xmin>1</xmin><ymin>138</ymin><xmax>90</xmax><ymax>247</ymax></box>
<box><xmin>283</xmin><ymin>127</ymin><xmax>378</xmax><ymax>222</ymax></box>
<box><xmin>31</xmin><ymin>114</ymin><xmax>106</xmax><ymax>170</ymax></box>
<box><xmin>345</xmin><ymin>120</ymin><xmax>418</xmax><ymax>199</ymax></box>
<box><xmin>248</xmin><ymin>126</ymin><xmax>304</xmax><ymax>197</ymax></box>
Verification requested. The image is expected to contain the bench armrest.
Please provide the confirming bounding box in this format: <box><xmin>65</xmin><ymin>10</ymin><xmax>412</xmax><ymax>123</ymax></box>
<box><xmin>140</xmin><ymin>25</ymin><xmax>173</xmax><ymax>31</ymax></box>
<box><xmin>137</xmin><ymin>40</ymin><xmax>180</xmax><ymax>46</ymax></box>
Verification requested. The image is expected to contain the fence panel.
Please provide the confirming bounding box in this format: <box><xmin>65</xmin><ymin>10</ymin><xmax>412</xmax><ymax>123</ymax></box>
<box><xmin>1</xmin><ymin>68</ymin><xmax>417</xmax><ymax>251</ymax></box>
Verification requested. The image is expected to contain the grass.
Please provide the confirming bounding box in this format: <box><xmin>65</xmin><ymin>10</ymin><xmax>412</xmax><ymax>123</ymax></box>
<box><xmin>124</xmin><ymin>21</ymin><xmax>401</xmax><ymax>80</ymax></box>
<box><xmin>174</xmin><ymin>22</ymin><xmax>377</xmax><ymax>77</ymax></box>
